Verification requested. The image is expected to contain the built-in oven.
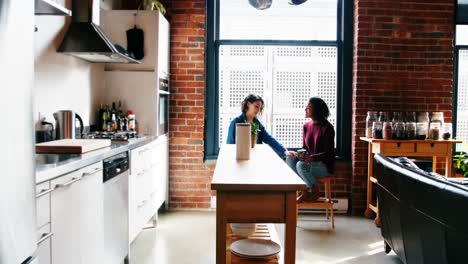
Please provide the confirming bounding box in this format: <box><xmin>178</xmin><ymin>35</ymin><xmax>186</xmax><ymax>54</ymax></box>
<box><xmin>158</xmin><ymin>76</ymin><xmax>169</xmax><ymax>136</ymax></box>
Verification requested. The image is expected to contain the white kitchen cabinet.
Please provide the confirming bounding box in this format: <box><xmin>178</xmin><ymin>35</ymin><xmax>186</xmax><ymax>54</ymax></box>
<box><xmin>35</xmin><ymin>181</ymin><xmax>51</xmax><ymax>229</ymax></box>
<box><xmin>76</xmin><ymin>163</ymin><xmax>104</xmax><ymax>264</ymax></box>
<box><xmin>50</xmin><ymin>170</ymin><xmax>81</xmax><ymax>264</ymax></box>
<box><xmin>129</xmin><ymin>143</ymin><xmax>154</xmax><ymax>242</ymax></box>
<box><xmin>128</xmin><ymin>137</ymin><xmax>169</xmax><ymax>242</ymax></box>
<box><xmin>36</xmin><ymin>224</ymin><xmax>52</xmax><ymax>264</ymax></box>
<box><xmin>100</xmin><ymin>10</ymin><xmax>170</xmax><ymax>73</ymax></box>
<box><xmin>50</xmin><ymin>162</ymin><xmax>103</xmax><ymax>264</ymax></box>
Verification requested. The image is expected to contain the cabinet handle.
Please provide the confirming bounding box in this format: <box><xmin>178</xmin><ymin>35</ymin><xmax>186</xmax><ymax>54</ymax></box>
<box><xmin>138</xmin><ymin>199</ymin><xmax>148</xmax><ymax>209</ymax></box>
<box><xmin>82</xmin><ymin>168</ymin><xmax>103</xmax><ymax>178</ymax></box>
<box><xmin>37</xmin><ymin>232</ymin><xmax>54</xmax><ymax>245</ymax></box>
<box><xmin>137</xmin><ymin>169</ymin><xmax>148</xmax><ymax>177</ymax></box>
<box><xmin>139</xmin><ymin>148</ymin><xmax>150</xmax><ymax>155</ymax></box>
<box><xmin>55</xmin><ymin>177</ymin><xmax>81</xmax><ymax>188</ymax></box>
<box><xmin>36</xmin><ymin>188</ymin><xmax>54</xmax><ymax>198</ymax></box>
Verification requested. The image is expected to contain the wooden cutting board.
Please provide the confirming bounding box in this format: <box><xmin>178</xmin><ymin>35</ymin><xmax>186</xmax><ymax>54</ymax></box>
<box><xmin>36</xmin><ymin>139</ymin><xmax>111</xmax><ymax>154</ymax></box>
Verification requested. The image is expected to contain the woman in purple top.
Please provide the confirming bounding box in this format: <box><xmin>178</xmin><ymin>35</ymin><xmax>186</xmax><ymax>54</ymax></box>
<box><xmin>286</xmin><ymin>97</ymin><xmax>335</xmax><ymax>202</ymax></box>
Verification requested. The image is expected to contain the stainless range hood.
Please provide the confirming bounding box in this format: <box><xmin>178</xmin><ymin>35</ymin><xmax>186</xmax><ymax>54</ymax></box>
<box><xmin>58</xmin><ymin>0</ymin><xmax>139</xmax><ymax>64</ymax></box>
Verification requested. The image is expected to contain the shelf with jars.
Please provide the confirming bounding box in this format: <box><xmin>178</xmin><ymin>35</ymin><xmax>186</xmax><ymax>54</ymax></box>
<box><xmin>364</xmin><ymin>111</ymin><xmax>454</xmax><ymax>141</ymax></box>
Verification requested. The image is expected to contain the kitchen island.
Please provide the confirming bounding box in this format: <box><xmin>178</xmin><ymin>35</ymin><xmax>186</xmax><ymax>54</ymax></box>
<box><xmin>211</xmin><ymin>145</ymin><xmax>306</xmax><ymax>264</ymax></box>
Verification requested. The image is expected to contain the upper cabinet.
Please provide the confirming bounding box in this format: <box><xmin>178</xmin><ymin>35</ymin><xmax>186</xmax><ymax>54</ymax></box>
<box><xmin>101</xmin><ymin>10</ymin><xmax>170</xmax><ymax>73</ymax></box>
<box><xmin>35</xmin><ymin>0</ymin><xmax>71</xmax><ymax>16</ymax></box>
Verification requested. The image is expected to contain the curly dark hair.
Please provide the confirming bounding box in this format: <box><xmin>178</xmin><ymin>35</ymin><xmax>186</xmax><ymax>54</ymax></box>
<box><xmin>309</xmin><ymin>97</ymin><xmax>330</xmax><ymax>121</ymax></box>
<box><xmin>241</xmin><ymin>94</ymin><xmax>264</xmax><ymax>114</ymax></box>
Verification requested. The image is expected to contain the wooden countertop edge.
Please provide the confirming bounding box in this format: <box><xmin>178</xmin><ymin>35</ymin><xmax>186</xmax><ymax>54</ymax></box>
<box><xmin>210</xmin><ymin>183</ymin><xmax>307</xmax><ymax>191</ymax></box>
<box><xmin>359</xmin><ymin>137</ymin><xmax>462</xmax><ymax>144</ymax></box>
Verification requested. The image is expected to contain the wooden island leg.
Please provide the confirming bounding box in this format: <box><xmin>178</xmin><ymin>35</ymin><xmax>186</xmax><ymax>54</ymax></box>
<box><xmin>365</xmin><ymin>144</ymin><xmax>375</xmax><ymax>218</ymax></box>
<box><xmin>446</xmin><ymin>148</ymin><xmax>453</xmax><ymax>177</ymax></box>
<box><xmin>216</xmin><ymin>193</ymin><xmax>227</xmax><ymax>264</ymax></box>
<box><xmin>284</xmin><ymin>192</ymin><xmax>297</xmax><ymax>264</ymax></box>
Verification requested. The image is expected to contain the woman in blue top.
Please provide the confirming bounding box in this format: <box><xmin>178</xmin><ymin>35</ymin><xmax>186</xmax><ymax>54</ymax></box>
<box><xmin>226</xmin><ymin>94</ymin><xmax>293</xmax><ymax>158</ymax></box>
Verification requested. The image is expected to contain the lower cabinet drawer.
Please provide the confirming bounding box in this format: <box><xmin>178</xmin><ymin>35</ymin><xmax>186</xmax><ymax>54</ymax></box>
<box><xmin>417</xmin><ymin>143</ymin><xmax>449</xmax><ymax>155</ymax></box>
<box><xmin>36</xmin><ymin>182</ymin><xmax>51</xmax><ymax>229</ymax></box>
<box><xmin>37</xmin><ymin>224</ymin><xmax>52</xmax><ymax>264</ymax></box>
<box><xmin>381</xmin><ymin>142</ymin><xmax>415</xmax><ymax>154</ymax></box>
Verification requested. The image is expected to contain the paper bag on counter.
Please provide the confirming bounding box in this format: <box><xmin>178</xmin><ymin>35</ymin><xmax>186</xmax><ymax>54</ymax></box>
<box><xmin>236</xmin><ymin>123</ymin><xmax>251</xmax><ymax>160</ymax></box>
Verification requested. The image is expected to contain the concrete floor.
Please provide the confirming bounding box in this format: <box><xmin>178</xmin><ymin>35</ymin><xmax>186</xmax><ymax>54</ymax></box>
<box><xmin>129</xmin><ymin>211</ymin><xmax>402</xmax><ymax>264</ymax></box>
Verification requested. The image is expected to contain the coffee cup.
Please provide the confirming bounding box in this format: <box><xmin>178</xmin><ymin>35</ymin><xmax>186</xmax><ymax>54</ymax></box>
<box><xmin>297</xmin><ymin>149</ymin><xmax>307</xmax><ymax>160</ymax></box>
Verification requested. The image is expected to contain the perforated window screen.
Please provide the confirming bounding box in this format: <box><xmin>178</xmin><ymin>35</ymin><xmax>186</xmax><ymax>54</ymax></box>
<box><xmin>457</xmin><ymin>49</ymin><xmax>468</xmax><ymax>152</ymax></box>
<box><xmin>218</xmin><ymin>45</ymin><xmax>337</xmax><ymax>148</ymax></box>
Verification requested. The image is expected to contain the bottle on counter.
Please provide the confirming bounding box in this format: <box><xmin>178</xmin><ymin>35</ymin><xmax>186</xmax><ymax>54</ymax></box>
<box><xmin>406</xmin><ymin>122</ymin><xmax>416</xmax><ymax>140</ymax></box>
<box><xmin>102</xmin><ymin>104</ymin><xmax>109</xmax><ymax>131</ymax></box>
<box><xmin>442</xmin><ymin>123</ymin><xmax>452</xmax><ymax>140</ymax></box>
<box><xmin>111</xmin><ymin>102</ymin><xmax>118</xmax><ymax>131</ymax></box>
<box><xmin>392</xmin><ymin>112</ymin><xmax>402</xmax><ymax>123</ymax></box>
<box><xmin>394</xmin><ymin>122</ymin><xmax>406</xmax><ymax>139</ymax></box>
<box><xmin>383</xmin><ymin>122</ymin><xmax>393</xmax><ymax>140</ymax></box>
<box><xmin>416</xmin><ymin>122</ymin><xmax>428</xmax><ymax>140</ymax></box>
<box><xmin>128</xmin><ymin>111</ymin><xmax>136</xmax><ymax>131</ymax></box>
<box><xmin>429</xmin><ymin>122</ymin><xmax>441</xmax><ymax>140</ymax></box>
<box><xmin>406</xmin><ymin>112</ymin><xmax>416</xmax><ymax>123</ymax></box>
<box><xmin>417</xmin><ymin>112</ymin><xmax>430</xmax><ymax>138</ymax></box>
<box><xmin>379</xmin><ymin>112</ymin><xmax>389</xmax><ymax>122</ymax></box>
<box><xmin>431</xmin><ymin>112</ymin><xmax>444</xmax><ymax>126</ymax></box>
<box><xmin>372</xmin><ymin>121</ymin><xmax>383</xmax><ymax>139</ymax></box>
<box><xmin>366</xmin><ymin>111</ymin><xmax>378</xmax><ymax>138</ymax></box>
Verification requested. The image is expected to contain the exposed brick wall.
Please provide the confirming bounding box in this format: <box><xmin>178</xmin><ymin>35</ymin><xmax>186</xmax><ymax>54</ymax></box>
<box><xmin>160</xmin><ymin>0</ymin><xmax>213</xmax><ymax>209</ymax></box>
<box><xmin>158</xmin><ymin>0</ymin><xmax>352</xmax><ymax>210</ymax></box>
<box><xmin>352</xmin><ymin>0</ymin><xmax>454</xmax><ymax>214</ymax></box>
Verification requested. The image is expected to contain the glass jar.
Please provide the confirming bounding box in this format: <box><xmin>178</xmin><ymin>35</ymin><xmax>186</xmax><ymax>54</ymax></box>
<box><xmin>379</xmin><ymin>112</ymin><xmax>389</xmax><ymax>122</ymax></box>
<box><xmin>416</xmin><ymin>122</ymin><xmax>428</xmax><ymax>140</ymax></box>
<box><xmin>392</xmin><ymin>112</ymin><xmax>403</xmax><ymax>123</ymax></box>
<box><xmin>394</xmin><ymin>122</ymin><xmax>406</xmax><ymax>139</ymax></box>
<box><xmin>417</xmin><ymin>112</ymin><xmax>430</xmax><ymax>123</ymax></box>
<box><xmin>383</xmin><ymin>122</ymin><xmax>393</xmax><ymax>140</ymax></box>
<box><xmin>431</xmin><ymin>112</ymin><xmax>444</xmax><ymax>126</ymax></box>
<box><xmin>406</xmin><ymin>122</ymin><xmax>416</xmax><ymax>140</ymax></box>
<box><xmin>372</xmin><ymin>121</ymin><xmax>383</xmax><ymax>139</ymax></box>
<box><xmin>366</xmin><ymin>111</ymin><xmax>378</xmax><ymax>138</ymax></box>
<box><xmin>429</xmin><ymin>122</ymin><xmax>441</xmax><ymax>140</ymax></box>
<box><xmin>406</xmin><ymin>112</ymin><xmax>416</xmax><ymax>123</ymax></box>
<box><xmin>442</xmin><ymin>123</ymin><xmax>452</xmax><ymax>140</ymax></box>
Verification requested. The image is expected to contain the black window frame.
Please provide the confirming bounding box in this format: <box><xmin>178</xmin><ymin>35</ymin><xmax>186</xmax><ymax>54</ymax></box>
<box><xmin>204</xmin><ymin>0</ymin><xmax>353</xmax><ymax>160</ymax></box>
<box><xmin>453</xmin><ymin>1</ymin><xmax>468</xmax><ymax>141</ymax></box>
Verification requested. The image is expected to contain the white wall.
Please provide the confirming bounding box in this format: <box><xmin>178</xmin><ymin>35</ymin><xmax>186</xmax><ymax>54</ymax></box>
<box><xmin>34</xmin><ymin>16</ymin><xmax>105</xmax><ymax>127</ymax></box>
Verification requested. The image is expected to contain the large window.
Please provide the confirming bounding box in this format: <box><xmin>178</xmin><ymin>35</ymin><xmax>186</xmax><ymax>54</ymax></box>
<box><xmin>455</xmin><ymin>25</ymin><xmax>468</xmax><ymax>151</ymax></box>
<box><xmin>205</xmin><ymin>0</ymin><xmax>353</xmax><ymax>159</ymax></box>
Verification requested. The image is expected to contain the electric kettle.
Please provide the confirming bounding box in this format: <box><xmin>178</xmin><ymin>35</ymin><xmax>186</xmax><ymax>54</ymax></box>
<box><xmin>53</xmin><ymin>110</ymin><xmax>84</xmax><ymax>139</ymax></box>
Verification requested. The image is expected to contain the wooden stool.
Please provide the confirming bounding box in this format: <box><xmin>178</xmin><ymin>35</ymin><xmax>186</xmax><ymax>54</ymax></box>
<box><xmin>297</xmin><ymin>177</ymin><xmax>335</xmax><ymax>229</ymax></box>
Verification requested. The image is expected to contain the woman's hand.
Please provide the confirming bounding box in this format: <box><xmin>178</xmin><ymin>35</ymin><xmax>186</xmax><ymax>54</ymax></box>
<box><xmin>302</xmin><ymin>154</ymin><xmax>315</xmax><ymax>162</ymax></box>
<box><xmin>285</xmin><ymin>151</ymin><xmax>297</xmax><ymax>157</ymax></box>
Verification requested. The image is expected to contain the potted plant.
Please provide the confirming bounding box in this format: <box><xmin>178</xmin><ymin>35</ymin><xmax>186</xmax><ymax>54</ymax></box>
<box><xmin>140</xmin><ymin>0</ymin><xmax>166</xmax><ymax>14</ymax></box>
<box><xmin>249</xmin><ymin>122</ymin><xmax>260</xmax><ymax>148</ymax></box>
<box><xmin>453</xmin><ymin>151</ymin><xmax>468</xmax><ymax>177</ymax></box>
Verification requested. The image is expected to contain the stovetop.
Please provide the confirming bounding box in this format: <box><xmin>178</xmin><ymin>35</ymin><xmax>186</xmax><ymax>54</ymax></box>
<box><xmin>83</xmin><ymin>131</ymin><xmax>138</xmax><ymax>141</ymax></box>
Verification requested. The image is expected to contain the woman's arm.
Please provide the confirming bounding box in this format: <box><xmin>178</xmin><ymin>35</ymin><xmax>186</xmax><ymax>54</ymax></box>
<box><xmin>226</xmin><ymin>118</ymin><xmax>237</xmax><ymax>144</ymax></box>
<box><xmin>258</xmin><ymin>121</ymin><xmax>287</xmax><ymax>157</ymax></box>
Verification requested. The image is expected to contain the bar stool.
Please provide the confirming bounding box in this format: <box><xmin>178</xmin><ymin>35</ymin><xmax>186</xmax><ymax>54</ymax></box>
<box><xmin>297</xmin><ymin>176</ymin><xmax>335</xmax><ymax>229</ymax></box>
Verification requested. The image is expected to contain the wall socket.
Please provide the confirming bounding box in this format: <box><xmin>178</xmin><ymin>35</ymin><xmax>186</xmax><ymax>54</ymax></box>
<box><xmin>210</xmin><ymin>196</ymin><xmax>217</xmax><ymax>209</ymax></box>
